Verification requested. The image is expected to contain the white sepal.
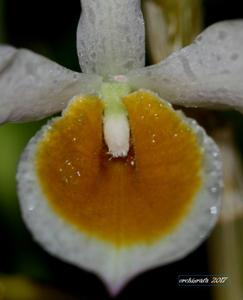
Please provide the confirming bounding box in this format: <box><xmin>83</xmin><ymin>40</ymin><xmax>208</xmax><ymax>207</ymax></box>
<box><xmin>77</xmin><ymin>0</ymin><xmax>145</xmax><ymax>77</ymax></box>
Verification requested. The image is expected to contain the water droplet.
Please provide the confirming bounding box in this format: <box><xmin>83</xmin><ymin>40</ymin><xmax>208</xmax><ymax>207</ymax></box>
<box><xmin>77</xmin><ymin>171</ymin><xmax>81</xmax><ymax>177</ymax></box>
<box><xmin>65</xmin><ymin>160</ymin><xmax>72</xmax><ymax>166</ymax></box>
<box><xmin>210</xmin><ymin>206</ymin><xmax>217</xmax><ymax>215</ymax></box>
<box><xmin>140</xmin><ymin>115</ymin><xmax>145</xmax><ymax>120</ymax></box>
<box><xmin>213</xmin><ymin>151</ymin><xmax>219</xmax><ymax>158</ymax></box>
<box><xmin>72</xmin><ymin>137</ymin><xmax>77</xmax><ymax>142</ymax></box>
<box><xmin>210</xmin><ymin>186</ymin><xmax>218</xmax><ymax>194</ymax></box>
<box><xmin>28</xmin><ymin>204</ymin><xmax>35</xmax><ymax>212</ymax></box>
<box><xmin>130</xmin><ymin>160</ymin><xmax>135</xmax><ymax>166</ymax></box>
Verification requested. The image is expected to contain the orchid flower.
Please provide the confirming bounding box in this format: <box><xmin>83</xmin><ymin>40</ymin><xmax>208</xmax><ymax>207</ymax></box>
<box><xmin>1</xmin><ymin>0</ymin><xmax>243</xmax><ymax>295</ymax></box>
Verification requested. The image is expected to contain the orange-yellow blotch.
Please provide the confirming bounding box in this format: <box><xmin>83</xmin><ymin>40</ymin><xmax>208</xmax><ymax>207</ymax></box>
<box><xmin>35</xmin><ymin>91</ymin><xmax>203</xmax><ymax>247</ymax></box>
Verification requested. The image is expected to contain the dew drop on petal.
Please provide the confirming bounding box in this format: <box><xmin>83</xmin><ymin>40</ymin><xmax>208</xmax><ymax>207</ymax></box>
<box><xmin>210</xmin><ymin>186</ymin><xmax>219</xmax><ymax>194</ymax></box>
<box><xmin>210</xmin><ymin>206</ymin><xmax>218</xmax><ymax>215</ymax></box>
<box><xmin>213</xmin><ymin>151</ymin><xmax>219</xmax><ymax>158</ymax></box>
<box><xmin>28</xmin><ymin>204</ymin><xmax>35</xmax><ymax>212</ymax></box>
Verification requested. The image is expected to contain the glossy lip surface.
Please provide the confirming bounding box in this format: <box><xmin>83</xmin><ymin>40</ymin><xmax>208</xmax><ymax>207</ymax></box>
<box><xmin>35</xmin><ymin>90</ymin><xmax>203</xmax><ymax>247</ymax></box>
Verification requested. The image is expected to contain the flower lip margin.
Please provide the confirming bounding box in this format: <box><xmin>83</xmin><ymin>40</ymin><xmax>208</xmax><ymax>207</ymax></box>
<box><xmin>16</xmin><ymin>91</ymin><xmax>223</xmax><ymax>295</ymax></box>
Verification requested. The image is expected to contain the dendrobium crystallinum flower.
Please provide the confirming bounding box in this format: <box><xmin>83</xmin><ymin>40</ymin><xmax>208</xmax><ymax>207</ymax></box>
<box><xmin>1</xmin><ymin>0</ymin><xmax>243</xmax><ymax>295</ymax></box>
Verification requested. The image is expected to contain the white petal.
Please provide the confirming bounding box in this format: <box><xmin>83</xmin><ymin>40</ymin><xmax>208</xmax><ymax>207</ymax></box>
<box><xmin>77</xmin><ymin>0</ymin><xmax>145</xmax><ymax>77</ymax></box>
<box><xmin>17</xmin><ymin>99</ymin><xmax>222</xmax><ymax>295</ymax></box>
<box><xmin>127</xmin><ymin>20</ymin><xmax>243</xmax><ymax>112</ymax></box>
<box><xmin>0</xmin><ymin>46</ymin><xmax>102</xmax><ymax>124</ymax></box>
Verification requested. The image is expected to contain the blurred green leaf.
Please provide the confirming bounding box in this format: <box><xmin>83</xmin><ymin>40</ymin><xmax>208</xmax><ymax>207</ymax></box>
<box><xmin>0</xmin><ymin>123</ymin><xmax>43</xmax><ymax>223</ymax></box>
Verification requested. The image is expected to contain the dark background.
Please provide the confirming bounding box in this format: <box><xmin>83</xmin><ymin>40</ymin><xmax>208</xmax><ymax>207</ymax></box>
<box><xmin>0</xmin><ymin>0</ymin><xmax>243</xmax><ymax>299</ymax></box>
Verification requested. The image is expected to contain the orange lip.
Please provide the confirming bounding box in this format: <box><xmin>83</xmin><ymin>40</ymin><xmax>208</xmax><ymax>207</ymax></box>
<box><xmin>35</xmin><ymin>90</ymin><xmax>203</xmax><ymax>247</ymax></box>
